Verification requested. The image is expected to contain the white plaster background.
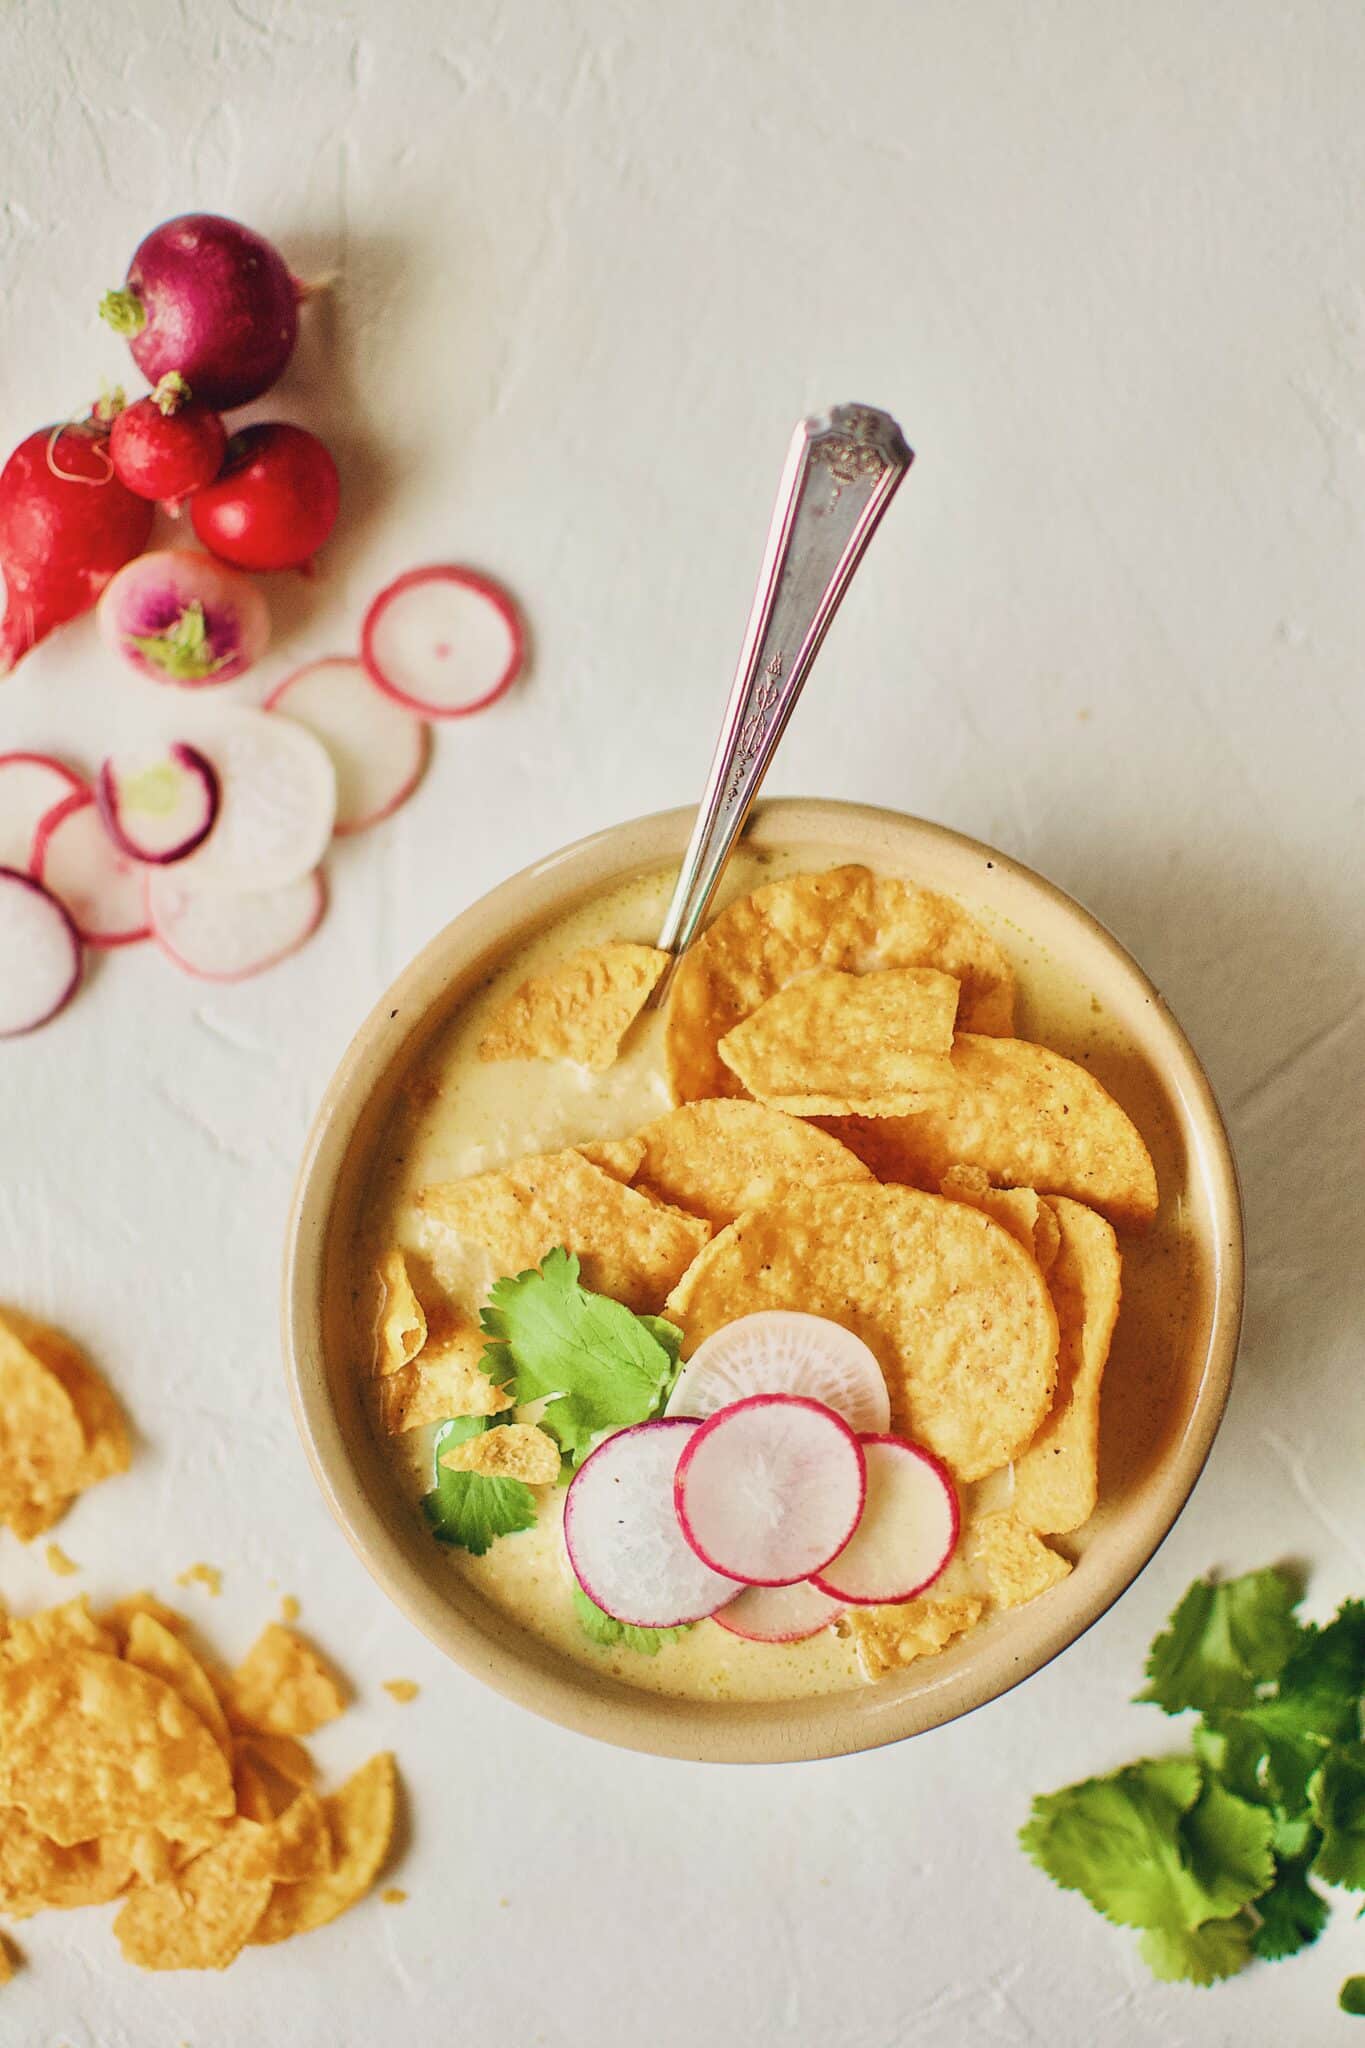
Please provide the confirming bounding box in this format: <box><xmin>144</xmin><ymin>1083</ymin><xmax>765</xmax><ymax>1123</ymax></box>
<box><xmin>1</xmin><ymin>2</ymin><xmax>1363</xmax><ymax>2042</ymax></box>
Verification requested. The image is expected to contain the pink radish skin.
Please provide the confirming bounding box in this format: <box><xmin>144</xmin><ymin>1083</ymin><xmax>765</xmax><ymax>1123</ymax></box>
<box><xmin>361</xmin><ymin>565</ymin><xmax>524</xmax><ymax>718</ymax></box>
<box><xmin>264</xmin><ymin>657</ymin><xmax>429</xmax><ymax>834</ymax></box>
<box><xmin>97</xmin><ymin>549</ymin><xmax>269</xmax><ymax>686</ymax></box>
<box><xmin>812</xmin><ymin>1436</ymin><xmax>959</xmax><ymax>1607</ymax></box>
<box><xmin>100</xmin><ymin>214</ymin><xmax>301</xmax><ymax>410</ymax></box>
<box><xmin>97</xmin><ymin>744</ymin><xmax>220</xmax><ymax>865</ymax></box>
<box><xmin>666</xmin><ymin>1310</ymin><xmax>891</xmax><ymax>1435</ymax></box>
<box><xmin>713</xmin><ymin>1579</ymin><xmax>846</xmax><ymax>1645</ymax></box>
<box><xmin>32</xmin><ymin>792</ymin><xmax>149</xmax><ymax>947</ymax></box>
<box><xmin>564</xmin><ymin>1418</ymin><xmax>740</xmax><ymax>1630</ymax></box>
<box><xmin>190</xmin><ymin>424</ymin><xmax>339</xmax><ymax>573</ymax></box>
<box><xmin>108</xmin><ymin>375</ymin><xmax>227</xmax><ymax>508</ymax></box>
<box><xmin>674</xmin><ymin>1394</ymin><xmax>867</xmax><ymax>1589</ymax></box>
<box><xmin>0</xmin><ymin>753</ymin><xmax>87</xmax><ymax>871</ymax></box>
<box><xmin>0</xmin><ymin>867</ymin><xmax>82</xmax><ymax>1035</ymax></box>
<box><xmin>146</xmin><ymin>866</ymin><xmax>325</xmax><ymax>982</ymax></box>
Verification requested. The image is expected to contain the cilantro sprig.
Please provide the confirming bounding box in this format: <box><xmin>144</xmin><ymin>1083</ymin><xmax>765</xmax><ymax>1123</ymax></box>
<box><xmin>571</xmin><ymin>1585</ymin><xmax>694</xmax><ymax>1659</ymax></box>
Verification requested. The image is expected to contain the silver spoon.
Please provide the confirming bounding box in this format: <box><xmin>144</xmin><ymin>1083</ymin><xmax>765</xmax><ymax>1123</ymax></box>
<box><xmin>655</xmin><ymin>403</ymin><xmax>913</xmax><ymax>976</ymax></box>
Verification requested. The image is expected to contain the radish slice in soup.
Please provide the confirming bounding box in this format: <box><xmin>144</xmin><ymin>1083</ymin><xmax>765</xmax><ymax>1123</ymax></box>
<box><xmin>32</xmin><ymin>792</ymin><xmax>149</xmax><ymax>946</ymax></box>
<box><xmin>812</xmin><ymin>1436</ymin><xmax>959</xmax><ymax>1606</ymax></box>
<box><xmin>666</xmin><ymin>1311</ymin><xmax>890</xmax><ymax>1435</ymax></box>
<box><xmin>564</xmin><ymin>1418</ymin><xmax>739</xmax><ymax>1630</ymax></box>
<box><xmin>713</xmin><ymin>1579</ymin><xmax>846</xmax><ymax>1644</ymax></box>
<box><xmin>361</xmin><ymin>565</ymin><xmax>523</xmax><ymax>718</ymax></box>
<box><xmin>0</xmin><ymin>868</ymin><xmax>82</xmax><ymax>1035</ymax></box>
<box><xmin>674</xmin><ymin>1395</ymin><xmax>867</xmax><ymax>1588</ymax></box>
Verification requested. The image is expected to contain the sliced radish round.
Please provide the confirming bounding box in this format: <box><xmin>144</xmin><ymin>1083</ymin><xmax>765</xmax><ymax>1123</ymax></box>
<box><xmin>172</xmin><ymin>707</ymin><xmax>335</xmax><ymax>893</ymax></box>
<box><xmin>563</xmin><ymin>1418</ymin><xmax>739</xmax><ymax>1629</ymax></box>
<box><xmin>32</xmin><ymin>792</ymin><xmax>150</xmax><ymax>947</ymax></box>
<box><xmin>361</xmin><ymin>565</ymin><xmax>524</xmax><ymax>718</ymax></box>
<box><xmin>96</xmin><ymin>743</ymin><xmax>220</xmax><ymax>865</ymax></box>
<box><xmin>0</xmin><ymin>753</ymin><xmax>87</xmax><ymax>872</ymax></box>
<box><xmin>147</xmin><ymin>866</ymin><xmax>325</xmax><ymax>982</ymax></box>
<box><xmin>674</xmin><ymin>1395</ymin><xmax>866</xmax><ymax>1589</ymax></box>
<box><xmin>666</xmin><ymin>1311</ymin><xmax>891</xmax><ymax>1435</ymax></box>
<box><xmin>812</xmin><ymin>1436</ymin><xmax>959</xmax><ymax>1606</ymax></box>
<box><xmin>713</xmin><ymin>1579</ymin><xmax>846</xmax><ymax>1644</ymax></box>
<box><xmin>264</xmin><ymin>657</ymin><xmax>429</xmax><ymax>833</ymax></box>
<box><xmin>0</xmin><ymin>867</ymin><xmax>82</xmax><ymax>1035</ymax></box>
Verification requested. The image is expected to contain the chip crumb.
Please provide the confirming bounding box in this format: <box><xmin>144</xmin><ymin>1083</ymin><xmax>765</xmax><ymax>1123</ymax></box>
<box><xmin>440</xmin><ymin>1420</ymin><xmax>560</xmax><ymax>1485</ymax></box>
<box><xmin>176</xmin><ymin>1563</ymin><xmax>223</xmax><ymax>1597</ymax></box>
<box><xmin>0</xmin><ymin>1931</ymin><xmax>17</xmax><ymax>1983</ymax></box>
<box><xmin>279</xmin><ymin>1595</ymin><xmax>301</xmax><ymax>1624</ymax></box>
<box><xmin>382</xmin><ymin>1679</ymin><xmax>419</xmax><ymax>1704</ymax></box>
<box><xmin>381</xmin><ymin>1887</ymin><xmax>407</xmax><ymax>1905</ymax></box>
<box><xmin>44</xmin><ymin>1543</ymin><xmax>79</xmax><ymax>1577</ymax></box>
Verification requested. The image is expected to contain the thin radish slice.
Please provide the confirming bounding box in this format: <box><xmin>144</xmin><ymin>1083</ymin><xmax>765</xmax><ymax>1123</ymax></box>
<box><xmin>812</xmin><ymin>1436</ymin><xmax>959</xmax><ymax>1607</ymax></box>
<box><xmin>563</xmin><ymin>1418</ymin><xmax>740</xmax><ymax>1629</ymax></box>
<box><xmin>674</xmin><ymin>1395</ymin><xmax>867</xmax><ymax>1589</ymax></box>
<box><xmin>713</xmin><ymin>1579</ymin><xmax>846</xmax><ymax>1644</ymax></box>
<box><xmin>264</xmin><ymin>657</ymin><xmax>429</xmax><ymax>833</ymax></box>
<box><xmin>96</xmin><ymin>743</ymin><xmax>220</xmax><ymax>865</ymax></box>
<box><xmin>0</xmin><ymin>868</ymin><xmax>82</xmax><ymax>1035</ymax></box>
<box><xmin>147</xmin><ymin>866</ymin><xmax>325</xmax><ymax>981</ymax></box>
<box><xmin>0</xmin><ymin>753</ymin><xmax>87</xmax><ymax>872</ymax></box>
<box><xmin>666</xmin><ymin>1311</ymin><xmax>890</xmax><ymax>1435</ymax></box>
<box><xmin>361</xmin><ymin>565</ymin><xmax>524</xmax><ymax>718</ymax></box>
<box><xmin>32</xmin><ymin>792</ymin><xmax>150</xmax><ymax>947</ymax></box>
<box><xmin>172</xmin><ymin>707</ymin><xmax>335</xmax><ymax>893</ymax></box>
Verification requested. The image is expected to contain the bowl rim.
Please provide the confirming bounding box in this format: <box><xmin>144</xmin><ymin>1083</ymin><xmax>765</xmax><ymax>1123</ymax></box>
<box><xmin>282</xmin><ymin>798</ymin><xmax>1243</xmax><ymax>1763</ymax></box>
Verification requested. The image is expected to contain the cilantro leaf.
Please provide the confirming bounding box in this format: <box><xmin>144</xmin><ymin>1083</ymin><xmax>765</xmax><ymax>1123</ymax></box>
<box><xmin>421</xmin><ymin>1416</ymin><xmax>537</xmax><ymax>1555</ymax></box>
<box><xmin>571</xmin><ymin>1584</ymin><xmax>693</xmax><ymax>1658</ymax></box>
<box><xmin>1138</xmin><ymin>1915</ymin><xmax>1255</xmax><ymax>1986</ymax></box>
<box><xmin>479</xmin><ymin>1248</ymin><xmax>678</xmax><ymax>1463</ymax></box>
<box><xmin>1341</xmin><ymin>1977</ymin><xmax>1365</xmax><ymax>2017</ymax></box>
<box><xmin>1251</xmin><ymin>1849</ymin><xmax>1330</xmax><ymax>1961</ymax></box>
<box><xmin>1138</xmin><ymin>1568</ymin><xmax>1304</xmax><ymax>1713</ymax></box>
<box><xmin>1311</xmin><ymin>1742</ymin><xmax>1365</xmax><ymax>1888</ymax></box>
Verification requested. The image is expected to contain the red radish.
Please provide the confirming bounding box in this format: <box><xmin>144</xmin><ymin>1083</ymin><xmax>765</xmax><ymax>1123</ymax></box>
<box><xmin>190</xmin><ymin>424</ymin><xmax>339</xmax><ymax>572</ymax></box>
<box><xmin>713</xmin><ymin>1579</ymin><xmax>846</xmax><ymax>1644</ymax></box>
<box><xmin>97</xmin><ymin>549</ymin><xmax>269</xmax><ymax>685</ymax></box>
<box><xmin>32</xmin><ymin>792</ymin><xmax>149</xmax><ymax>947</ymax></box>
<box><xmin>146</xmin><ymin>865</ymin><xmax>325</xmax><ymax>981</ymax></box>
<box><xmin>361</xmin><ymin>565</ymin><xmax>524</xmax><ymax>718</ymax></box>
<box><xmin>264</xmin><ymin>657</ymin><xmax>429</xmax><ymax>833</ymax></box>
<box><xmin>812</xmin><ymin>1436</ymin><xmax>959</xmax><ymax>1607</ymax></box>
<box><xmin>108</xmin><ymin>374</ymin><xmax>226</xmax><ymax>508</ymax></box>
<box><xmin>175</xmin><ymin>707</ymin><xmax>335</xmax><ymax>892</ymax></box>
<box><xmin>666</xmin><ymin>1311</ymin><xmax>891</xmax><ymax>1435</ymax></box>
<box><xmin>563</xmin><ymin>1418</ymin><xmax>740</xmax><ymax>1629</ymax></box>
<box><xmin>0</xmin><ymin>422</ymin><xmax>154</xmax><ymax>673</ymax></box>
<box><xmin>674</xmin><ymin>1395</ymin><xmax>866</xmax><ymax>1589</ymax></box>
<box><xmin>97</xmin><ymin>744</ymin><xmax>219</xmax><ymax>865</ymax></box>
<box><xmin>100</xmin><ymin>214</ymin><xmax>301</xmax><ymax>410</ymax></box>
<box><xmin>0</xmin><ymin>753</ymin><xmax>87</xmax><ymax>871</ymax></box>
<box><xmin>0</xmin><ymin>867</ymin><xmax>82</xmax><ymax>1035</ymax></box>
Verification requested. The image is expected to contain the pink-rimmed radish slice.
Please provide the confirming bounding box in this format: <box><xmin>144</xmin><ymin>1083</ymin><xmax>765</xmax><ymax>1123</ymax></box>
<box><xmin>0</xmin><ymin>867</ymin><xmax>82</xmax><ymax>1036</ymax></box>
<box><xmin>32</xmin><ymin>792</ymin><xmax>150</xmax><ymax>947</ymax></box>
<box><xmin>361</xmin><ymin>565</ymin><xmax>524</xmax><ymax>718</ymax></box>
<box><xmin>0</xmin><ymin>752</ymin><xmax>87</xmax><ymax>871</ymax></box>
<box><xmin>812</xmin><ymin>1436</ymin><xmax>959</xmax><ymax>1606</ymax></box>
<box><xmin>563</xmin><ymin>1418</ymin><xmax>740</xmax><ymax>1629</ymax></box>
<box><xmin>674</xmin><ymin>1394</ymin><xmax>867</xmax><ymax>1589</ymax></box>
<box><xmin>713</xmin><ymin>1579</ymin><xmax>846</xmax><ymax>1644</ymax></box>
<box><xmin>173</xmin><ymin>707</ymin><xmax>335</xmax><ymax>892</ymax></box>
<box><xmin>96</xmin><ymin>743</ymin><xmax>220</xmax><ymax>865</ymax></box>
<box><xmin>147</xmin><ymin>866</ymin><xmax>325</xmax><ymax>982</ymax></box>
<box><xmin>264</xmin><ymin>657</ymin><xmax>429</xmax><ymax>833</ymax></box>
<box><xmin>666</xmin><ymin>1310</ymin><xmax>890</xmax><ymax>1435</ymax></box>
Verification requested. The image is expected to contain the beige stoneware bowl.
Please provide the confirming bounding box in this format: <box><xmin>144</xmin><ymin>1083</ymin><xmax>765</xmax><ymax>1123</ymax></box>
<box><xmin>283</xmin><ymin>800</ymin><xmax>1242</xmax><ymax>1764</ymax></box>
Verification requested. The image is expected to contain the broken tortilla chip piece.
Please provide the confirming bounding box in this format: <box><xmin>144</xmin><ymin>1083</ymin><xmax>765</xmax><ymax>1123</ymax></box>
<box><xmin>971</xmin><ymin>1512</ymin><xmax>1072</xmax><ymax>1608</ymax></box>
<box><xmin>270</xmin><ymin>1789</ymin><xmax>333</xmax><ymax>1884</ymax></box>
<box><xmin>939</xmin><ymin>1166</ymin><xmax>1061</xmax><ymax>1274</ymax></box>
<box><xmin>124</xmin><ymin>1613</ymin><xmax>232</xmax><ymax>1753</ymax></box>
<box><xmin>844</xmin><ymin>1595</ymin><xmax>984</xmax><ymax>1679</ymax></box>
<box><xmin>113</xmin><ymin>1819</ymin><xmax>275</xmax><ymax>1971</ymax></box>
<box><xmin>718</xmin><ymin>967</ymin><xmax>960</xmax><ymax>1116</ymax></box>
<box><xmin>373</xmin><ymin>1251</ymin><xmax>427</xmax><ymax>1375</ymax></box>
<box><xmin>629</xmin><ymin>1098</ymin><xmax>871</xmax><ymax>1228</ymax></box>
<box><xmin>239</xmin><ymin>1732</ymin><xmax>316</xmax><ymax>1793</ymax></box>
<box><xmin>251</xmin><ymin>1752</ymin><xmax>396</xmax><ymax>1945</ymax></box>
<box><xmin>16</xmin><ymin>1319</ymin><xmax>131</xmax><ymax>1498</ymax></box>
<box><xmin>440</xmin><ymin>1421</ymin><xmax>560</xmax><ymax>1485</ymax></box>
<box><xmin>0</xmin><ymin>1808</ymin><xmax>136</xmax><ymax>1918</ymax></box>
<box><xmin>0</xmin><ymin>1596</ymin><xmax>117</xmax><ymax>1665</ymax></box>
<box><xmin>97</xmin><ymin>1593</ymin><xmax>193</xmax><ymax>1652</ymax></box>
<box><xmin>667</xmin><ymin>1183</ymin><xmax>1057</xmax><ymax>1483</ymax></box>
<box><xmin>575</xmin><ymin>1135</ymin><xmax>647</xmax><ymax>1181</ymax></box>
<box><xmin>1012</xmin><ymin>1197</ymin><xmax>1122</xmax><ymax>1534</ymax></box>
<box><xmin>0</xmin><ymin>1314</ymin><xmax>86</xmax><ymax>1535</ymax></box>
<box><xmin>226</xmin><ymin>1626</ymin><xmax>348</xmax><ymax>1740</ymax></box>
<box><xmin>479</xmin><ymin>942</ymin><xmax>668</xmax><ymax>1072</ymax></box>
<box><xmin>379</xmin><ymin>1323</ymin><xmax>513</xmax><ymax>1434</ymax></box>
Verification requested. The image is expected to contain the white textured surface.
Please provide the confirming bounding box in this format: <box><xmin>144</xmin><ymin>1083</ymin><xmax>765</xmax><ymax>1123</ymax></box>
<box><xmin>2</xmin><ymin>3</ymin><xmax>1364</xmax><ymax>2041</ymax></box>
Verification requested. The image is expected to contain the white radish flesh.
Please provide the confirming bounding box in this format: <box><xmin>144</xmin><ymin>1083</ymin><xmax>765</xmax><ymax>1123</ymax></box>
<box><xmin>172</xmin><ymin>707</ymin><xmax>335</xmax><ymax>892</ymax></box>
<box><xmin>147</xmin><ymin>866</ymin><xmax>325</xmax><ymax>981</ymax></box>
<box><xmin>674</xmin><ymin>1395</ymin><xmax>867</xmax><ymax>1588</ymax></box>
<box><xmin>33</xmin><ymin>793</ymin><xmax>149</xmax><ymax>946</ymax></box>
<box><xmin>563</xmin><ymin>1418</ymin><xmax>739</xmax><ymax>1629</ymax></box>
<box><xmin>265</xmin><ymin>657</ymin><xmax>429</xmax><ymax>833</ymax></box>
<box><xmin>96</xmin><ymin>743</ymin><xmax>220</xmax><ymax>864</ymax></box>
<box><xmin>0</xmin><ymin>868</ymin><xmax>82</xmax><ymax>1035</ymax></box>
<box><xmin>361</xmin><ymin>565</ymin><xmax>523</xmax><ymax>718</ymax></box>
<box><xmin>812</xmin><ymin>1436</ymin><xmax>959</xmax><ymax>1606</ymax></box>
<box><xmin>0</xmin><ymin>752</ymin><xmax>86</xmax><ymax>872</ymax></box>
<box><xmin>666</xmin><ymin>1310</ymin><xmax>890</xmax><ymax>1434</ymax></box>
<box><xmin>713</xmin><ymin>1578</ymin><xmax>846</xmax><ymax>1644</ymax></box>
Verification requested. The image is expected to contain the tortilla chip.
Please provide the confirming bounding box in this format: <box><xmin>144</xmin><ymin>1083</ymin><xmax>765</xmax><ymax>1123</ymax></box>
<box><xmin>0</xmin><ymin>1932</ymin><xmax>15</xmax><ymax>1982</ymax></box>
<box><xmin>0</xmin><ymin>1314</ymin><xmax>85</xmax><ymax>1531</ymax></box>
<box><xmin>252</xmin><ymin>1752</ymin><xmax>396</xmax><ymax>1944</ymax></box>
<box><xmin>379</xmin><ymin>1322</ymin><xmax>513</xmax><ymax>1434</ymax></box>
<box><xmin>19</xmin><ymin>1320</ymin><xmax>131</xmax><ymax>1498</ymax></box>
<box><xmin>419</xmin><ymin>1149</ymin><xmax>710</xmax><ymax>1315</ymax></box>
<box><xmin>1</xmin><ymin>1596</ymin><xmax>117</xmax><ymax>1665</ymax></box>
<box><xmin>665</xmin><ymin>866</ymin><xmax>1015</xmax><ymax>1102</ymax></box>
<box><xmin>440</xmin><ymin>1421</ymin><xmax>559</xmax><ymax>1485</ymax></box>
<box><xmin>5</xmin><ymin>1496</ymin><xmax>73</xmax><ymax>1542</ymax></box>
<box><xmin>832</xmin><ymin>1035</ymin><xmax>1158</xmax><ymax>1228</ymax></box>
<box><xmin>382</xmin><ymin>1679</ymin><xmax>419</xmax><ymax>1704</ymax></box>
<box><xmin>124</xmin><ymin>1612</ymin><xmax>232</xmax><ymax>1752</ymax></box>
<box><xmin>576</xmin><ymin>1135</ymin><xmax>647</xmax><ymax>1181</ymax></box>
<box><xmin>629</xmin><ymin>1099</ymin><xmax>871</xmax><ymax>1228</ymax></box>
<box><xmin>270</xmin><ymin>1788</ymin><xmax>333</xmax><ymax>1884</ymax></box>
<box><xmin>97</xmin><ymin>1593</ymin><xmax>193</xmax><ymax>1652</ymax></box>
<box><xmin>971</xmin><ymin>1512</ymin><xmax>1072</xmax><ymax>1607</ymax></box>
<box><xmin>479</xmin><ymin>943</ymin><xmax>668</xmax><ymax>1072</ymax></box>
<box><xmin>233</xmin><ymin>1753</ymin><xmax>280</xmax><ymax>1826</ymax></box>
<box><xmin>0</xmin><ymin>1807</ymin><xmax>135</xmax><ymax>1917</ymax></box>
<box><xmin>226</xmin><ymin>1625</ymin><xmax>347</xmax><ymax>1739</ymax></box>
<box><xmin>668</xmin><ymin>1183</ymin><xmax>1057</xmax><ymax>1483</ymax></box>
<box><xmin>113</xmin><ymin>1819</ymin><xmax>275</xmax><ymax>1971</ymax></box>
<box><xmin>844</xmin><ymin>1595</ymin><xmax>984</xmax><ymax>1679</ymax></box>
<box><xmin>373</xmin><ymin>1250</ymin><xmax>427</xmax><ymax>1376</ymax></box>
<box><xmin>1012</xmin><ymin>1197</ymin><xmax>1122</xmax><ymax>1533</ymax></box>
<box><xmin>717</xmin><ymin>968</ymin><xmax>960</xmax><ymax>1115</ymax></box>
<box><xmin>939</xmin><ymin>1166</ymin><xmax>1061</xmax><ymax>1274</ymax></box>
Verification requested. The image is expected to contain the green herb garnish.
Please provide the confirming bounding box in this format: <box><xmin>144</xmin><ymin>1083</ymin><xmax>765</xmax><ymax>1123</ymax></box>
<box><xmin>571</xmin><ymin>1585</ymin><xmax>694</xmax><ymax>1658</ymax></box>
<box><xmin>421</xmin><ymin>1416</ymin><xmax>536</xmax><ymax>1556</ymax></box>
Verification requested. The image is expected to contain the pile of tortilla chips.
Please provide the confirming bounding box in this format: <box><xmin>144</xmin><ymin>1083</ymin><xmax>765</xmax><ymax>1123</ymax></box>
<box><xmin>0</xmin><ymin>1311</ymin><xmax>130</xmax><ymax>1542</ymax></box>
<box><xmin>0</xmin><ymin>1593</ymin><xmax>397</xmax><ymax>1973</ymax></box>
<box><xmin>392</xmin><ymin>861</ymin><xmax>1158</xmax><ymax>1682</ymax></box>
